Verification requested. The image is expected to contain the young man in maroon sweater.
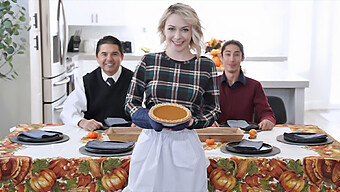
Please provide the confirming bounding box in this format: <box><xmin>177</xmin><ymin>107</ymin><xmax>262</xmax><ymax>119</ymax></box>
<box><xmin>213</xmin><ymin>40</ymin><xmax>276</xmax><ymax>130</ymax></box>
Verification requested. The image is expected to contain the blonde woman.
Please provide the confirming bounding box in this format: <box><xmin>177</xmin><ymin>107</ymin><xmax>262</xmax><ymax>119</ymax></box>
<box><xmin>123</xmin><ymin>3</ymin><xmax>220</xmax><ymax>192</ymax></box>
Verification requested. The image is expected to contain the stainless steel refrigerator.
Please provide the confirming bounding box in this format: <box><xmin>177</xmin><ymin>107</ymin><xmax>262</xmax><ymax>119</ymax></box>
<box><xmin>39</xmin><ymin>0</ymin><xmax>70</xmax><ymax>123</ymax></box>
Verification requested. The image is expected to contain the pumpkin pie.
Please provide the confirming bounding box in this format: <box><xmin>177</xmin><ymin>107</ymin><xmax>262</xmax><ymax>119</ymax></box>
<box><xmin>149</xmin><ymin>103</ymin><xmax>192</xmax><ymax>125</ymax></box>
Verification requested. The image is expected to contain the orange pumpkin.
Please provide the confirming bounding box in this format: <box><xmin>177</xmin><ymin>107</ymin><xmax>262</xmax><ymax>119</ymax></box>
<box><xmin>212</xmin><ymin>56</ymin><xmax>223</xmax><ymax>67</ymax></box>
<box><xmin>29</xmin><ymin>168</ymin><xmax>57</xmax><ymax>192</ymax></box>
<box><xmin>210</xmin><ymin>49</ymin><xmax>220</xmax><ymax>56</ymax></box>
<box><xmin>101</xmin><ymin>167</ymin><xmax>128</xmax><ymax>191</ymax></box>
<box><xmin>210</xmin><ymin>167</ymin><xmax>236</xmax><ymax>191</ymax></box>
<box><xmin>205</xmin><ymin>138</ymin><xmax>215</xmax><ymax>145</ymax></box>
<box><xmin>279</xmin><ymin>170</ymin><xmax>305</xmax><ymax>192</ymax></box>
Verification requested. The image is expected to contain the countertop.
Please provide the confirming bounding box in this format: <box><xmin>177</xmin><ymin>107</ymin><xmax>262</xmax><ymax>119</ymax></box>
<box><xmin>68</xmin><ymin>52</ymin><xmax>309</xmax><ymax>89</ymax></box>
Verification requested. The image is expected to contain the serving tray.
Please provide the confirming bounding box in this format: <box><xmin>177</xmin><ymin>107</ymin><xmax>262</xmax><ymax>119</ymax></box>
<box><xmin>105</xmin><ymin>127</ymin><xmax>142</xmax><ymax>142</ymax></box>
<box><xmin>105</xmin><ymin>127</ymin><xmax>244</xmax><ymax>143</ymax></box>
<box><xmin>195</xmin><ymin>127</ymin><xmax>244</xmax><ymax>142</ymax></box>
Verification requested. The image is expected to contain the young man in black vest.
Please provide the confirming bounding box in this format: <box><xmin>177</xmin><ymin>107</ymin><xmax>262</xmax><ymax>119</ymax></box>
<box><xmin>61</xmin><ymin>36</ymin><xmax>134</xmax><ymax>131</ymax></box>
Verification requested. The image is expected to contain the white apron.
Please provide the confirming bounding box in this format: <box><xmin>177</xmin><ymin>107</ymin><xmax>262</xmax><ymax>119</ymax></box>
<box><xmin>123</xmin><ymin>129</ymin><xmax>209</xmax><ymax>192</ymax></box>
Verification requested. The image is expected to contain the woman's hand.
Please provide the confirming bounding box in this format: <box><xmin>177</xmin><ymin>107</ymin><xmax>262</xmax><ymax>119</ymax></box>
<box><xmin>258</xmin><ymin>119</ymin><xmax>275</xmax><ymax>130</ymax></box>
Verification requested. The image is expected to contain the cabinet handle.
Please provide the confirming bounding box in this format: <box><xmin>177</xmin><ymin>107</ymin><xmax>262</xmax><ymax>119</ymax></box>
<box><xmin>34</xmin><ymin>35</ymin><xmax>39</xmax><ymax>50</ymax></box>
<box><xmin>33</xmin><ymin>13</ymin><xmax>38</xmax><ymax>28</ymax></box>
<box><xmin>96</xmin><ymin>14</ymin><xmax>98</xmax><ymax>23</ymax></box>
<box><xmin>54</xmin><ymin>104</ymin><xmax>64</xmax><ymax>111</ymax></box>
<box><xmin>91</xmin><ymin>14</ymin><xmax>94</xmax><ymax>23</ymax></box>
<box><xmin>54</xmin><ymin>77</ymin><xmax>70</xmax><ymax>86</ymax></box>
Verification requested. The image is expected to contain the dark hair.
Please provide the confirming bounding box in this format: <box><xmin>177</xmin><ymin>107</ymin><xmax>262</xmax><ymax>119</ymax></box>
<box><xmin>96</xmin><ymin>35</ymin><xmax>123</xmax><ymax>56</ymax></box>
<box><xmin>220</xmin><ymin>40</ymin><xmax>244</xmax><ymax>57</ymax></box>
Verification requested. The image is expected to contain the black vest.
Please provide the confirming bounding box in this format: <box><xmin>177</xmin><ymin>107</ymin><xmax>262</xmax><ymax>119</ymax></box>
<box><xmin>83</xmin><ymin>67</ymin><xmax>133</xmax><ymax>123</ymax></box>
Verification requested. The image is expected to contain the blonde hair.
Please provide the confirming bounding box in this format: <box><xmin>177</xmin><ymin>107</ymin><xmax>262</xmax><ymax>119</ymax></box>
<box><xmin>158</xmin><ymin>3</ymin><xmax>204</xmax><ymax>57</ymax></box>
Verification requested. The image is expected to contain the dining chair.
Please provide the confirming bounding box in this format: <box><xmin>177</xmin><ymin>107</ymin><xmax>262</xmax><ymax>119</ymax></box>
<box><xmin>254</xmin><ymin>96</ymin><xmax>287</xmax><ymax>124</ymax></box>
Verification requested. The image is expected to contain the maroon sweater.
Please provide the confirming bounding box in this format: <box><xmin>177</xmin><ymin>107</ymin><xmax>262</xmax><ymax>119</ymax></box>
<box><xmin>217</xmin><ymin>72</ymin><xmax>276</xmax><ymax>124</ymax></box>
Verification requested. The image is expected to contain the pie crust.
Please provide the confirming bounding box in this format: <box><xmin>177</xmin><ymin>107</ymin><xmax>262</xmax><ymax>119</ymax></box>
<box><xmin>149</xmin><ymin>103</ymin><xmax>192</xmax><ymax>125</ymax></box>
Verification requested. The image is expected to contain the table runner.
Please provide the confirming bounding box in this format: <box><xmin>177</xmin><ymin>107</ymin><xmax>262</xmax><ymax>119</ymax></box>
<box><xmin>0</xmin><ymin>124</ymin><xmax>339</xmax><ymax>191</ymax></box>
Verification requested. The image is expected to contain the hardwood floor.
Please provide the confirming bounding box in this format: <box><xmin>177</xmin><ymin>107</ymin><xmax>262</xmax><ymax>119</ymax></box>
<box><xmin>304</xmin><ymin>109</ymin><xmax>340</xmax><ymax>141</ymax></box>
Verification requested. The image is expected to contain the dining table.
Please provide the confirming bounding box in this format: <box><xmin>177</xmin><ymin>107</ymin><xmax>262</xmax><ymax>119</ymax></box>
<box><xmin>0</xmin><ymin>123</ymin><xmax>339</xmax><ymax>192</ymax></box>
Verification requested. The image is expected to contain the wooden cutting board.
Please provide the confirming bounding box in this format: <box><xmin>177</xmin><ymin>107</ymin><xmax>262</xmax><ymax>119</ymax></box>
<box><xmin>105</xmin><ymin>127</ymin><xmax>244</xmax><ymax>143</ymax></box>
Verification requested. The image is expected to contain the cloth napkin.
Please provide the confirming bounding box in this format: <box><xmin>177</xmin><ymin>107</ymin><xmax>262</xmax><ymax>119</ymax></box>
<box><xmin>85</xmin><ymin>140</ymin><xmax>135</xmax><ymax>150</ymax></box>
<box><xmin>283</xmin><ymin>132</ymin><xmax>328</xmax><ymax>143</ymax></box>
<box><xmin>104</xmin><ymin>117</ymin><xmax>131</xmax><ymax>127</ymax></box>
<box><xmin>20</xmin><ymin>130</ymin><xmax>59</xmax><ymax>139</ymax></box>
<box><xmin>232</xmin><ymin>139</ymin><xmax>264</xmax><ymax>151</ymax></box>
<box><xmin>227</xmin><ymin>120</ymin><xmax>249</xmax><ymax>129</ymax></box>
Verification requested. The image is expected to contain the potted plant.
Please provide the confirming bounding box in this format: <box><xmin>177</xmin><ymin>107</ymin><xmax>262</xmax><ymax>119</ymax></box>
<box><xmin>0</xmin><ymin>0</ymin><xmax>30</xmax><ymax>80</ymax></box>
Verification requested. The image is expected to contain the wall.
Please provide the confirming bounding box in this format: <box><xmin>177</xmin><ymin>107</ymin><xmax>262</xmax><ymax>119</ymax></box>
<box><xmin>67</xmin><ymin>0</ymin><xmax>340</xmax><ymax>110</ymax></box>
<box><xmin>0</xmin><ymin>0</ymin><xmax>31</xmax><ymax>139</ymax></box>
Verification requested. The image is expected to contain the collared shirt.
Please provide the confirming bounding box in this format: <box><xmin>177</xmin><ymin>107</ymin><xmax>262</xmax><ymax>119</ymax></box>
<box><xmin>101</xmin><ymin>66</ymin><xmax>122</xmax><ymax>85</ymax></box>
<box><xmin>125</xmin><ymin>52</ymin><xmax>221</xmax><ymax>128</ymax></box>
<box><xmin>217</xmin><ymin>69</ymin><xmax>276</xmax><ymax>124</ymax></box>
<box><xmin>60</xmin><ymin>66</ymin><xmax>122</xmax><ymax>127</ymax></box>
<box><xmin>221</xmin><ymin>69</ymin><xmax>246</xmax><ymax>89</ymax></box>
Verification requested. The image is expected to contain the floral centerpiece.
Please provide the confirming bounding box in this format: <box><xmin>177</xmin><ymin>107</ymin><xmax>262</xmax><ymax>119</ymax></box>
<box><xmin>205</xmin><ymin>38</ymin><xmax>225</xmax><ymax>68</ymax></box>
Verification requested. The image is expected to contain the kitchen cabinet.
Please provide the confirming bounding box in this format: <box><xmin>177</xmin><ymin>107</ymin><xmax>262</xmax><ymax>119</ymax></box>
<box><xmin>63</xmin><ymin>0</ymin><xmax>127</xmax><ymax>26</ymax></box>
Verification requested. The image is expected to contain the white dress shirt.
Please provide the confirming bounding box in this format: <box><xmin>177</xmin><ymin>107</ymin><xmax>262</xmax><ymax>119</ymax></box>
<box><xmin>60</xmin><ymin>66</ymin><xmax>122</xmax><ymax>127</ymax></box>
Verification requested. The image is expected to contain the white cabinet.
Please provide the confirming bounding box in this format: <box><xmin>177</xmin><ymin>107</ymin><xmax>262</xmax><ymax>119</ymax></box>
<box><xmin>63</xmin><ymin>0</ymin><xmax>127</xmax><ymax>26</ymax></box>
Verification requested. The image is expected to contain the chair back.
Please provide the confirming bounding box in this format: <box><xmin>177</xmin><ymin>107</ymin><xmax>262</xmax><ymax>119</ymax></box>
<box><xmin>254</xmin><ymin>96</ymin><xmax>287</xmax><ymax>124</ymax></box>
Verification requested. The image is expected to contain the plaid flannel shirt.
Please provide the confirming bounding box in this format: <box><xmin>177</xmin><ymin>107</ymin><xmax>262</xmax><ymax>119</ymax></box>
<box><xmin>125</xmin><ymin>52</ymin><xmax>220</xmax><ymax>128</ymax></box>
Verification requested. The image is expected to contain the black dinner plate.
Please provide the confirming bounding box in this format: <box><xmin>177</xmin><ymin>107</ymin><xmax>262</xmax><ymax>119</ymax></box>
<box><xmin>283</xmin><ymin>132</ymin><xmax>328</xmax><ymax>143</ymax></box>
<box><xmin>17</xmin><ymin>131</ymin><xmax>64</xmax><ymax>142</ymax></box>
<box><xmin>226</xmin><ymin>141</ymin><xmax>273</xmax><ymax>154</ymax></box>
<box><xmin>79</xmin><ymin>146</ymin><xmax>133</xmax><ymax>157</ymax></box>
<box><xmin>84</xmin><ymin>141</ymin><xmax>135</xmax><ymax>154</ymax></box>
<box><xmin>10</xmin><ymin>135</ymin><xmax>70</xmax><ymax>145</ymax></box>
<box><xmin>276</xmin><ymin>135</ymin><xmax>333</xmax><ymax>146</ymax></box>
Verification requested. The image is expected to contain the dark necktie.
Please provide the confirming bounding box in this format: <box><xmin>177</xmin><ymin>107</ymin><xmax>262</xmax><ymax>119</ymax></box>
<box><xmin>107</xmin><ymin>77</ymin><xmax>115</xmax><ymax>86</ymax></box>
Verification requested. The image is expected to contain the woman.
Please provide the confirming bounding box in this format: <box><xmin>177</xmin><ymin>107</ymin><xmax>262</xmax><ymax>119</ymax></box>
<box><xmin>123</xmin><ymin>3</ymin><xmax>220</xmax><ymax>192</ymax></box>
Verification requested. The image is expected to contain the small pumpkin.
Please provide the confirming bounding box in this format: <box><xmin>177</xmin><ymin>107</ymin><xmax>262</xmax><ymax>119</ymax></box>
<box><xmin>205</xmin><ymin>138</ymin><xmax>215</xmax><ymax>145</ymax></box>
<box><xmin>279</xmin><ymin>170</ymin><xmax>305</xmax><ymax>192</ymax></box>
<box><xmin>29</xmin><ymin>168</ymin><xmax>57</xmax><ymax>192</ymax></box>
<box><xmin>212</xmin><ymin>56</ymin><xmax>223</xmax><ymax>67</ymax></box>
<box><xmin>209</xmin><ymin>167</ymin><xmax>236</xmax><ymax>191</ymax></box>
<box><xmin>101</xmin><ymin>167</ymin><xmax>128</xmax><ymax>191</ymax></box>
